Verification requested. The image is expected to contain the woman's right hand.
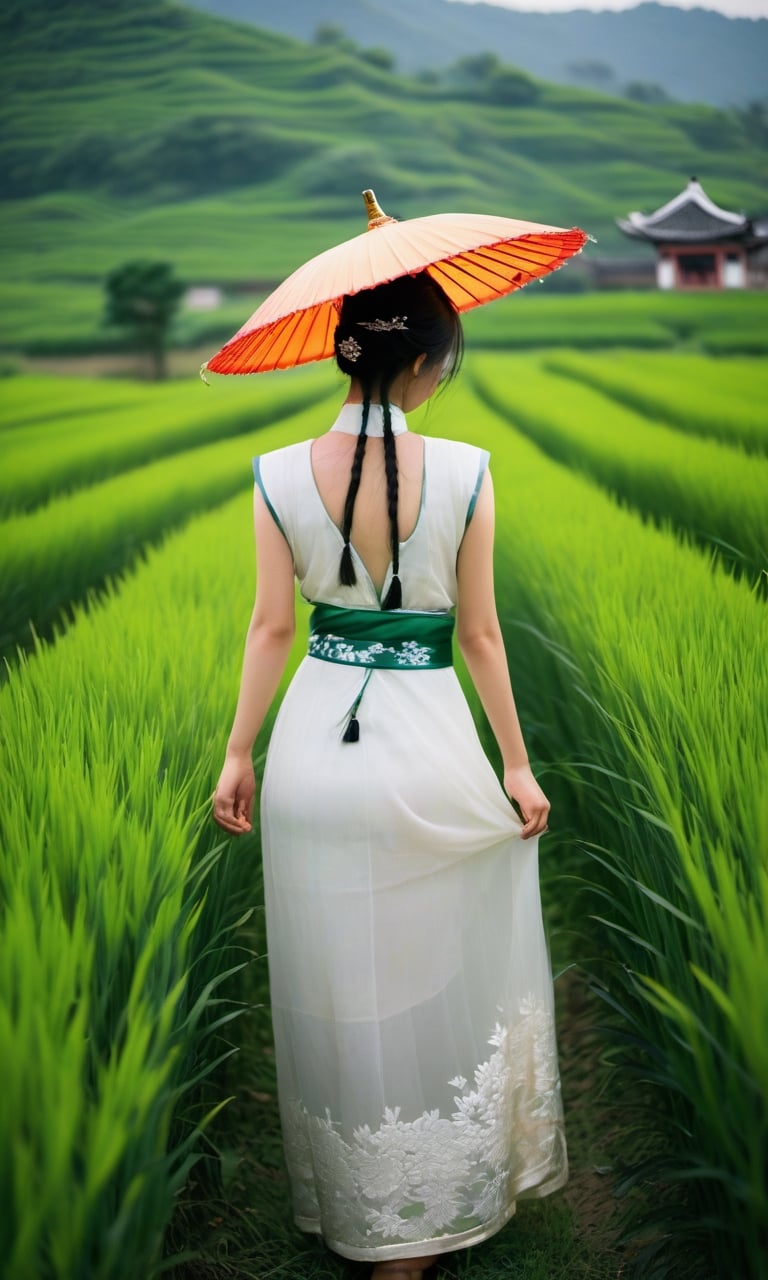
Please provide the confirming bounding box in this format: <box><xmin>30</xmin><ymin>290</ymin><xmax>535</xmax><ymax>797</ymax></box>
<box><xmin>212</xmin><ymin>754</ymin><xmax>256</xmax><ymax>835</ymax></box>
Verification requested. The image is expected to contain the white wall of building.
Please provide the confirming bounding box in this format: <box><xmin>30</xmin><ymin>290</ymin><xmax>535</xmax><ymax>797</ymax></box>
<box><xmin>657</xmin><ymin>258</ymin><xmax>675</xmax><ymax>289</ymax></box>
<box><xmin>723</xmin><ymin>255</ymin><xmax>746</xmax><ymax>288</ymax></box>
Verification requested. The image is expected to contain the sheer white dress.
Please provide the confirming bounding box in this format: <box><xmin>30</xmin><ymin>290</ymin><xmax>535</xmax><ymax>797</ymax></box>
<box><xmin>254</xmin><ymin>403</ymin><xmax>568</xmax><ymax>1263</ymax></box>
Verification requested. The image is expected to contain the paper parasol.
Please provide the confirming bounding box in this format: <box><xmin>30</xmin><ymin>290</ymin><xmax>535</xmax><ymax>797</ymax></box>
<box><xmin>202</xmin><ymin>190</ymin><xmax>590</xmax><ymax>377</ymax></box>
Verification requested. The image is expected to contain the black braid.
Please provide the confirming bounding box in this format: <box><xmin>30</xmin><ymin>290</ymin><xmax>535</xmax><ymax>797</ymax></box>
<box><xmin>338</xmin><ymin>396</ymin><xmax>370</xmax><ymax>587</ymax></box>
<box><xmin>334</xmin><ymin>273</ymin><xmax>464</xmax><ymax>605</ymax></box>
<box><xmin>380</xmin><ymin>388</ymin><xmax>402</xmax><ymax>611</ymax></box>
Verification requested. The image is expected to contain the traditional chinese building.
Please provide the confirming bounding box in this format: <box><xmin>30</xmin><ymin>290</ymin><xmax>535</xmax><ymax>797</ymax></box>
<box><xmin>616</xmin><ymin>178</ymin><xmax>768</xmax><ymax>290</ymax></box>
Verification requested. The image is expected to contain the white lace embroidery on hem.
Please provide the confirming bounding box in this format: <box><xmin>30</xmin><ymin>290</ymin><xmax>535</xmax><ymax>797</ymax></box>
<box><xmin>282</xmin><ymin>993</ymin><xmax>568</xmax><ymax>1255</ymax></box>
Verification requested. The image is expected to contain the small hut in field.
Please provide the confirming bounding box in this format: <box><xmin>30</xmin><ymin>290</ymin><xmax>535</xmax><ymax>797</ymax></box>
<box><xmin>617</xmin><ymin>178</ymin><xmax>768</xmax><ymax>289</ymax></box>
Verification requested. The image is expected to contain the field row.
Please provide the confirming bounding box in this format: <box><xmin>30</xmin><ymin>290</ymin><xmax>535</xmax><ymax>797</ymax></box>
<box><xmin>461</xmin><ymin>288</ymin><xmax>768</xmax><ymax>355</ymax></box>
<box><xmin>4</xmin><ymin>284</ymin><xmax>768</xmax><ymax>361</ymax></box>
<box><xmin>3</xmin><ymin>351</ymin><xmax>764</xmax><ymax>669</ymax></box>
<box><xmin>0</xmin><ymin>387</ymin><xmax>326</xmax><ymax>1277</ymax></box>
<box><xmin>0</xmin><ymin>366</ymin><xmax>334</xmax><ymax>515</ymax></box>
<box><xmin>0</xmin><ymin>381</ymin><xmax>337</xmax><ymax>661</ymax></box>
<box><xmin>543</xmin><ymin>349</ymin><xmax>768</xmax><ymax>453</ymax></box>
<box><xmin>469</xmin><ymin>353</ymin><xmax>768</xmax><ymax>584</ymax></box>
<box><xmin>0</xmin><ymin>490</ymin><xmax>266</xmax><ymax>1280</ymax></box>
<box><xmin>440</xmin><ymin>383</ymin><xmax>768</xmax><ymax>1278</ymax></box>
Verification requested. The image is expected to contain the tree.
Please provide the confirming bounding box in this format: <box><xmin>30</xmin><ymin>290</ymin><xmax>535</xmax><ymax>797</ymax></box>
<box><xmin>104</xmin><ymin>261</ymin><xmax>184</xmax><ymax>380</ymax></box>
<box><xmin>313</xmin><ymin>23</ymin><xmax>356</xmax><ymax>53</ymax></box>
<box><xmin>738</xmin><ymin>98</ymin><xmax>768</xmax><ymax>146</ymax></box>
<box><xmin>313</xmin><ymin>22</ymin><xmax>344</xmax><ymax>45</ymax></box>
<box><xmin>623</xmin><ymin>81</ymin><xmax>671</xmax><ymax>105</ymax></box>
<box><xmin>360</xmin><ymin>47</ymin><xmax>395</xmax><ymax>72</ymax></box>
<box><xmin>454</xmin><ymin>53</ymin><xmax>500</xmax><ymax>83</ymax></box>
<box><xmin>490</xmin><ymin>67</ymin><xmax>540</xmax><ymax>107</ymax></box>
<box><xmin>566</xmin><ymin>59</ymin><xmax>615</xmax><ymax>88</ymax></box>
<box><xmin>449</xmin><ymin>54</ymin><xmax>538</xmax><ymax>106</ymax></box>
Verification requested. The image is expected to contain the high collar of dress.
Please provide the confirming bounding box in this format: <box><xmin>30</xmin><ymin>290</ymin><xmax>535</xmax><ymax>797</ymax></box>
<box><xmin>330</xmin><ymin>402</ymin><xmax>408</xmax><ymax>438</ymax></box>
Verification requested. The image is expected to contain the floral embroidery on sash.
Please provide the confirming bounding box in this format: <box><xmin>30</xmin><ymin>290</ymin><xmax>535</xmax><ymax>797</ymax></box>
<box><xmin>308</xmin><ymin>633</ymin><xmax>435</xmax><ymax>667</ymax></box>
<box><xmin>282</xmin><ymin>994</ymin><xmax>567</xmax><ymax>1250</ymax></box>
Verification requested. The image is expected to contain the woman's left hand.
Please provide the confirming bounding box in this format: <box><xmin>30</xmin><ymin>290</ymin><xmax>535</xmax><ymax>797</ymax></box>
<box><xmin>212</xmin><ymin>755</ymin><xmax>256</xmax><ymax>835</ymax></box>
<box><xmin>503</xmin><ymin>764</ymin><xmax>550</xmax><ymax>839</ymax></box>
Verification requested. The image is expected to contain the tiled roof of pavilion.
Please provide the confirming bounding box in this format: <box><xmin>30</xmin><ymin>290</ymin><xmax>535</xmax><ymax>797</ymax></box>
<box><xmin>617</xmin><ymin>178</ymin><xmax>749</xmax><ymax>243</ymax></box>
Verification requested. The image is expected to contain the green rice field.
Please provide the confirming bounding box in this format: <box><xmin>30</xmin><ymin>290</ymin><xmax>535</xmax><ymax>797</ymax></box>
<box><xmin>1</xmin><ymin>342</ymin><xmax>766</xmax><ymax>1280</ymax></box>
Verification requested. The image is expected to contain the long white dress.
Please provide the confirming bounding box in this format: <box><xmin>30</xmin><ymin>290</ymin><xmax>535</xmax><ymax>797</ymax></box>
<box><xmin>255</xmin><ymin>403</ymin><xmax>568</xmax><ymax>1263</ymax></box>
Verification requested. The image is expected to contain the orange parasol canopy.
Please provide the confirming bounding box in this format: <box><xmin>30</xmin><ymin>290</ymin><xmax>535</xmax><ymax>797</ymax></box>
<box><xmin>203</xmin><ymin>190</ymin><xmax>590</xmax><ymax>377</ymax></box>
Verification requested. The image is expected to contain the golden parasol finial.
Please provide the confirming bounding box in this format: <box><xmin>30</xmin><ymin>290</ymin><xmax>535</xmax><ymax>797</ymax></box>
<box><xmin>363</xmin><ymin>189</ymin><xmax>397</xmax><ymax>230</ymax></box>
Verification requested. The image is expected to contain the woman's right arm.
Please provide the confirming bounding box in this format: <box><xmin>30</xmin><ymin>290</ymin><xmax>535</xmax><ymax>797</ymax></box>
<box><xmin>212</xmin><ymin>486</ymin><xmax>296</xmax><ymax>836</ymax></box>
<box><xmin>455</xmin><ymin>469</ymin><xmax>550</xmax><ymax>839</ymax></box>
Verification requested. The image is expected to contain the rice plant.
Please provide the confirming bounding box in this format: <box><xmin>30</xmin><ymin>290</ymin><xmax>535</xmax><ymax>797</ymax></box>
<box><xmin>0</xmin><ymin>389</ymin><xmax>336</xmax><ymax>660</ymax></box>
<box><xmin>470</xmin><ymin>352</ymin><xmax>768</xmax><ymax>584</ymax></box>
<box><xmin>0</xmin><ymin>366</ymin><xmax>334</xmax><ymax>515</ymax></box>
<box><xmin>462</xmin><ymin>288</ymin><xmax>768</xmax><ymax>354</ymax></box>
<box><xmin>0</xmin><ymin>398</ymin><xmax>313</xmax><ymax>1278</ymax></box>
<box><xmin>433</xmin><ymin>376</ymin><xmax>768</xmax><ymax>1279</ymax></box>
<box><xmin>1</xmin><ymin>372</ymin><xmax>152</xmax><ymax>429</ymax></box>
<box><xmin>701</xmin><ymin>328</ymin><xmax>768</xmax><ymax>357</ymax></box>
<box><xmin>543</xmin><ymin>350</ymin><xmax>768</xmax><ymax>455</ymax></box>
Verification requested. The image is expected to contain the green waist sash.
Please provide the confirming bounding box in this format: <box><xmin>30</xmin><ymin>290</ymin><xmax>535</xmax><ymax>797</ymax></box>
<box><xmin>308</xmin><ymin>603</ymin><xmax>454</xmax><ymax>670</ymax></box>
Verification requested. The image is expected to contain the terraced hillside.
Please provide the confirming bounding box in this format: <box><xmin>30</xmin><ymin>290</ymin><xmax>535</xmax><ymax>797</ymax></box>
<box><xmin>186</xmin><ymin>0</ymin><xmax>768</xmax><ymax>108</ymax></box>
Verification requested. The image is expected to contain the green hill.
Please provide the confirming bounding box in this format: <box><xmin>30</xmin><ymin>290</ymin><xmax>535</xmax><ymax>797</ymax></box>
<box><xmin>1</xmin><ymin>0</ymin><xmax>766</xmax><ymax>352</ymax></box>
<box><xmin>184</xmin><ymin>0</ymin><xmax>768</xmax><ymax>110</ymax></box>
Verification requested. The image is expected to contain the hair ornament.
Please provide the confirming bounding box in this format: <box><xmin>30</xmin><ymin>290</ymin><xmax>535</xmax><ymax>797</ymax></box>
<box><xmin>338</xmin><ymin>336</ymin><xmax>362</xmax><ymax>362</ymax></box>
<box><xmin>357</xmin><ymin>316</ymin><xmax>408</xmax><ymax>332</ymax></box>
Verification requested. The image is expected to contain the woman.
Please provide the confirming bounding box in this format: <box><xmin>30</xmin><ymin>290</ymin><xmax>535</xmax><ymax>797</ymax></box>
<box><xmin>213</xmin><ymin>271</ymin><xmax>568</xmax><ymax>1279</ymax></box>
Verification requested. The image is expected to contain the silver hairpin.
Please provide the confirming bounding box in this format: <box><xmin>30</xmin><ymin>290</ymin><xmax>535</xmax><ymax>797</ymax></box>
<box><xmin>338</xmin><ymin>336</ymin><xmax>362</xmax><ymax>362</ymax></box>
<box><xmin>357</xmin><ymin>316</ymin><xmax>408</xmax><ymax>332</ymax></box>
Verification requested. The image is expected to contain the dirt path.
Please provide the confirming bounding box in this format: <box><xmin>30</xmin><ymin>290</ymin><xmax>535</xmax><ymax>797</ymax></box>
<box><xmin>557</xmin><ymin>968</ymin><xmax>629</xmax><ymax>1271</ymax></box>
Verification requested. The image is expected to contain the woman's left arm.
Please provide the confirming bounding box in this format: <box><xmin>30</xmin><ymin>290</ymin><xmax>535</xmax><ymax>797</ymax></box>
<box><xmin>456</xmin><ymin>469</ymin><xmax>550</xmax><ymax>838</ymax></box>
<box><xmin>212</xmin><ymin>487</ymin><xmax>296</xmax><ymax>835</ymax></box>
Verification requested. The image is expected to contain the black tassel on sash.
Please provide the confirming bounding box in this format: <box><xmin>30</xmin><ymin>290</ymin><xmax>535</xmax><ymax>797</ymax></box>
<box><xmin>308</xmin><ymin>606</ymin><xmax>454</xmax><ymax>746</ymax></box>
<box><xmin>342</xmin><ymin>716</ymin><xmax>360</xmax><ymax>743</ymax></box>
<box><xmin>341</xmin><ymin>669</ymin><xmax>372</xmax><ymax>744</ymax></box>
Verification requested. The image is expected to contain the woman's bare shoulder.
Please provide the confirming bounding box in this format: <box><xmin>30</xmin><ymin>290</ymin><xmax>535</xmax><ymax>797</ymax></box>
<box><xmin>425</xmin><ymin>435</ymin><xmax>490</xmax><ymax>463</ymax></box>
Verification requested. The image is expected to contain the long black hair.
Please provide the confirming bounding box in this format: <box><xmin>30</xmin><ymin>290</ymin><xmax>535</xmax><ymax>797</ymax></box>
<box><xmin>332</xmin><ymin>271</ymin><xmax>463</xmax><ymax>609</ymax></box>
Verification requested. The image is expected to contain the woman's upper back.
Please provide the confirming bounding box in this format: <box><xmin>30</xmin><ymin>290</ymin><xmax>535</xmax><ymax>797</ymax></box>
<box><xmin>254</xmin><ymin>421</ymin><xmax>488</xmax><ymax>613</ymax></box>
